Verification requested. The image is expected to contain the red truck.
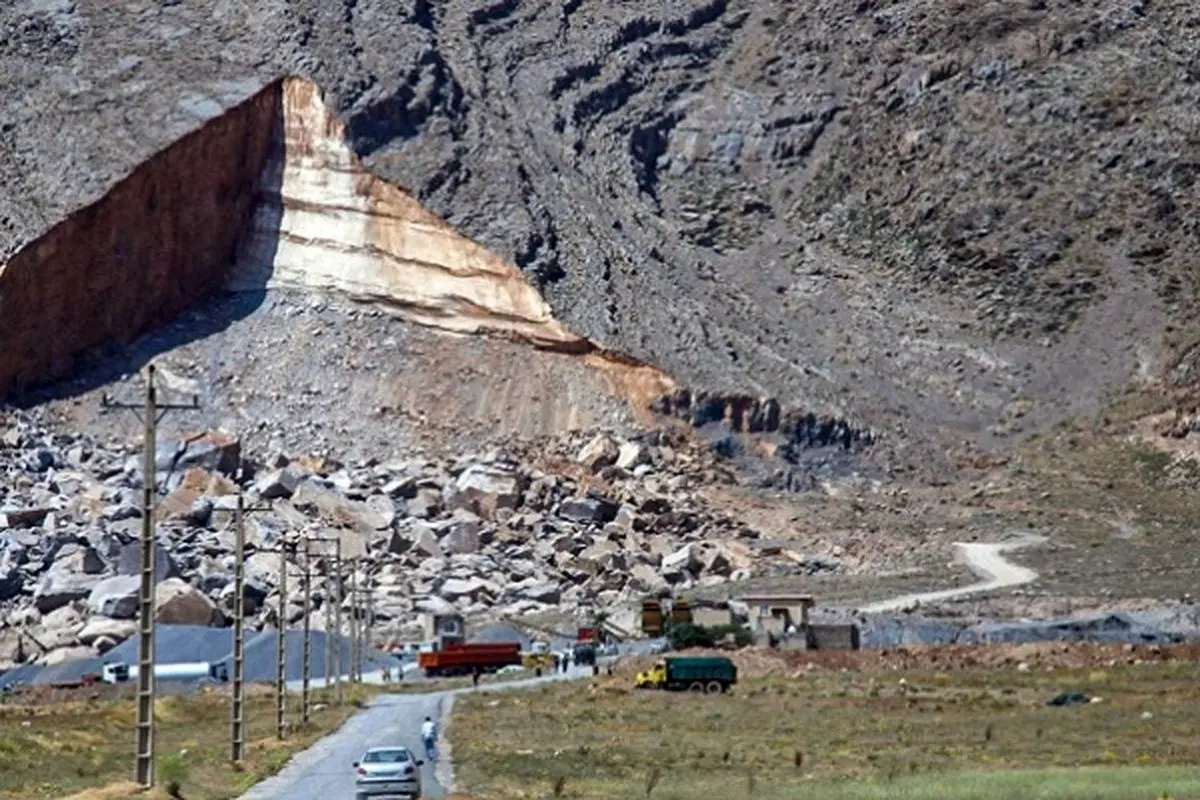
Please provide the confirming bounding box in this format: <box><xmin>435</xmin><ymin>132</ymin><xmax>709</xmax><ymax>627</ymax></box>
<box><xmin>417</xmin><ymin>642</ymin><xmax>522</xmax><ymax>678</ymax></box>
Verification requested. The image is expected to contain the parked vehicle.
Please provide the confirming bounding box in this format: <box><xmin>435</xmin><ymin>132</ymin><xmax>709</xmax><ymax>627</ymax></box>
<box><xmin>353</xmin><ymin>746</ymin><xmax>423</xmax><ymax>800</ymax></box>
<box><xmin>417</xmin><ymin>642</ymin><xmax>522</xmax><ymax>678</ymax></box>
<box><xmin>572</xmin><ymin>642</ymin><xmax>597</xmax><ymax>667</ymax></box>
<box><xmin>634</xmin><ymin>656</ymin><xmax>737</xmax><ymax>694</ymax></box>
<box><xmin>100</xmin><ymin>661</ymin><xmax>228</xmax><ymax>684</ymax></box>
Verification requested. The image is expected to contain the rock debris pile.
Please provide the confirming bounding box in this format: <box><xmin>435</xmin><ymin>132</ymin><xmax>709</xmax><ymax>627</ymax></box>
<box><xmin>0</xmin><ymin>411</ymin><xmax>841</xmax><ymax>670</ymax></box>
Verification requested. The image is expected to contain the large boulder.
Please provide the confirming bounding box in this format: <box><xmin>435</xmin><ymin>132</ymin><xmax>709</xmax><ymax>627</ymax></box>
<box><xmin>616</xmin><ymin>441</ymin><xmax>650</xmax><ymax>470</ymax></box>
<box><xmin>661</xmin><ymin>544</ymin><xmax>701</xmax><ymax>580</ymax></box>
<box><xmin>116</xmin><ymin>542</ymin><xmax>179</xmax><ymax>582</ymax></box>
<box><xmin>155</xmin><ymin>578</ymin><xmax>224</xmax><ymax>626</ymax></box>
<box><xmin>253</xmin><ymin>466</ymin><xmax>306</xmax><ymax>500</ymax></box>
<box><xmin>512</xmin><ymin>579</ymin><xmax>561</xmax><ymax>604</ymax></box>
<box><xmin>558</xmin><ymin>496</ymin><xmax>619</xmax><ymax>525</ymax></box>
<box><xmin>37</xmin><ymin>645</ymin><xmax>97</xmax><ymax>666</ymax></box>
<box><xmin>33</xmin><ymin>571</ymin><xmax>103</xmax><ymax>613</ymax></box>
<box><xmin>629</xmin><ymin>563</ymin><xmax>670</xmax><ymax>593</ymax></box>
<box><xmin>152</xmin><ymin>431</ymin><xmax>241</xmax><ymax>481</ymax></box>
<box><xmin>28</xmin><ymin>605</ymin><xmax>86</xmax><ymax>651</ymax></box>
<box><xmin>292</xmin><ymin>481</ymin><xmax>390</xmax><ymax>533</ymax></box>
<box><xmin>576</xmin><ymin>433</ymin><xmax>620</xmax><ymax>472</ymax></box>
<box><xmin>0</xmin><ymin>538</ymin><xmax>27</xmax><ymax>602</ymax></box>
<box><xmin>433</xmin><ymin>512</ymin><xmax>485</xmax><ymax>555</ymax></box>
<box><xmin>444</xmin><ymin>465</ymin><xmax>526</xmax><ymax>520</ymax></box>
<box><xmin>438</xmin><ymin>577</ymin><xmax>495</xmax><ymax>603</ymax></box>
<box><xmin>87</xmin><ymin>575</ymin><xmax>142</xmax><ymax>618</ymax></box>
<box><xmin>389</xmin><ymin>521</ymin><xmax>441</xmax><ymax>557</ymax></box>
<box><xmin>77</xmin><ymin>616</ymin><xmax>138</xmax><ymax>650</ymax></box>
<box><xmin>49</xmin><ymin>544</ymin><xmax>106</xmax><ymax>576</ymax></box>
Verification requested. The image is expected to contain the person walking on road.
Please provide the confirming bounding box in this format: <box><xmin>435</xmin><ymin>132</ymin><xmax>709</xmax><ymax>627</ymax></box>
<box><xmin>421</xmin><ymin>716</ymin><xmax>438</xmax><ymax>762</ymax></box>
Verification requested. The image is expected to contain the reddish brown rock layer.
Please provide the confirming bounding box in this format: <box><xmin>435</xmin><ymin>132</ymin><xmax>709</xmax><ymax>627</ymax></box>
<box><xmin>0</xmin><ymin>85</ymin><xmax>280</xmax><ymax>396</ymax></box>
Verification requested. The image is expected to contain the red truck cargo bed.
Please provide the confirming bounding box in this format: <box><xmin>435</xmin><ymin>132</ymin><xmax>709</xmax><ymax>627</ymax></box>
<box><xmin>418</xmin><ymin>643</ymin><xmax>522</xmax><ymax>677</ymax></box>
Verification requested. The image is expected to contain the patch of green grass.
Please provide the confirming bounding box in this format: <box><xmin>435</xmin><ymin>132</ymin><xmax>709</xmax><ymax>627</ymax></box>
<box><xmin>0</xmin><ymin>683</ymin><xmax>381</xmax><ymax>800</ymax></box>
<box><xmin>449</xmin><ymin>662</ymin><xmax>1200</xmax><ymax>800</ymax></box>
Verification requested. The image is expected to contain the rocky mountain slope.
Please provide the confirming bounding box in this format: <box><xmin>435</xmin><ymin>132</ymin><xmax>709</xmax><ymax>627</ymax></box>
<box><xmin>3</xmin><ymin>0</ymin><xmax>1200</xmax><ymax>661</ymax></box>
<box><xmin>4</xmin><ymin>0</ymin><xmax>1197</xmax><ymax>458</ymax></box>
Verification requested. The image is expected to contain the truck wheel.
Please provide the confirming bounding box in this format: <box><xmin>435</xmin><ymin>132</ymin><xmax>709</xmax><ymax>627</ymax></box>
<box><xmin>688</xmin><ymin>681</ymin><xmax>704</xmax><ymax>693</ymax></box>
<box><xmin>705</xmin><ymin>680</ymin><xmax>723</xmax><ymax>695</ymax></box>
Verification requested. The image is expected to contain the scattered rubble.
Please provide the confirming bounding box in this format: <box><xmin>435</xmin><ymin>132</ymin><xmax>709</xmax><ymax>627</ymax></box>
<box><xmin>0</xmin><ymin>412</ymin><xmax>842</xmax><ymax>670</ymax></box>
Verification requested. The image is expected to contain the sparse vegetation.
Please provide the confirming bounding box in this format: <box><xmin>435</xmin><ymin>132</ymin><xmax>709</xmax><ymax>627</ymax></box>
<box><xmin>449</xmin><ymin>661</ymin><xmax>1200</xmax><ymax>799</ymax></box>
<box><xmin>0</xmin><ymin>684</ymin><xmax>380</xmax><ymax>800</ymax></box>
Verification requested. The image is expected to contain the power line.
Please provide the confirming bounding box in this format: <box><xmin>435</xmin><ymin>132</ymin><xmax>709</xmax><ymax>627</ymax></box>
<box><xmin>101</xmin><ymin>363</ymin><xmax>199</xmax><ymax>789</ymax></box>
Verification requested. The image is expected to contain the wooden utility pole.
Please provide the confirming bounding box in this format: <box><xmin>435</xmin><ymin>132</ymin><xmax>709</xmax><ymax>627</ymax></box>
<box><xmin>101</xmin><ymin>363</ymin><xmax>198</xmax><ymax>788</ymax></box>
<box><xmin>276</xmin><ymin>538</ymin><xmax>290</xmax><ymax>740</ymax></box>
<box><xmin>230</xmin><ymin>491</ymin><xmax>271</xmax><ymax>763</ymax></box>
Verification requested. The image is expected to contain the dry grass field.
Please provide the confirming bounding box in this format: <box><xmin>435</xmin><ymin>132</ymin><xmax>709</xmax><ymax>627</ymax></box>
<box><xmin>0</xmin><ymin>683</ymin><xmax>380</xmax><ymax>800</ymax></box>
<box><xmin>449</xmin><ymin>656</ymin><xmax>1200</xmax><ymax>800</ymax></box>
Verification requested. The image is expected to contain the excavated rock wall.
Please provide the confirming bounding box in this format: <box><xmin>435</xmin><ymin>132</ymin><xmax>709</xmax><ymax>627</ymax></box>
<box><xmin>230</xmin><ymin>77</ymin><xmax>583</xmax><ymax>349</ymax></box>
<box><xmin>0</xmin><ymin>74</ymin><xmax>675</xmax><ymax>424</ymax></box>
<box><xmin>0</xmin><ymin>85</ymin><xmax>279</xmax><ymax>397</ymax></box>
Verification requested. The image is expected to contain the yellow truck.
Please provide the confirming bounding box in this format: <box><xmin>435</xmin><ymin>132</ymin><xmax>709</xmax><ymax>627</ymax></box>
<box><xmin>521</xmin><ymin>640</ymin><xmax>555</xmax><ymax>670</ymax></box>
<box><xmin>635</xmin><ymin>655</ymin><xmax>737</xmax><ymax>694</ymax></box>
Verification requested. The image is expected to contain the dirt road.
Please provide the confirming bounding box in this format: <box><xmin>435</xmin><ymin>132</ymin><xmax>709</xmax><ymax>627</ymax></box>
<box><xmin>859</xmin><ymin>533</ymin><xmax>1046</xmax><ymax>614</ymax></box>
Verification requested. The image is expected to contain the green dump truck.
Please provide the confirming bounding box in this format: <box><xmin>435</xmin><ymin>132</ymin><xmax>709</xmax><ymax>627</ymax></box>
<box><xmin>634</xmin><ymin>655</ymin><xmax>737</xmax><ymax>694</ymax></box>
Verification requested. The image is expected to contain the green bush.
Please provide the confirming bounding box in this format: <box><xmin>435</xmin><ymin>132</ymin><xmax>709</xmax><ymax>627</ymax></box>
<box><xmin>667</xmin><ymin>623</ymin><xmax>753</xmax><ymax>650</ymax></box>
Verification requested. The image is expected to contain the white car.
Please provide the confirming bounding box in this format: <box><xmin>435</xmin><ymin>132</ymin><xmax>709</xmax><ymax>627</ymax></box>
<box><xmin>353</xmin><ymin>746</ymin><xmax>424</xmax><ymax>800</ymax></box>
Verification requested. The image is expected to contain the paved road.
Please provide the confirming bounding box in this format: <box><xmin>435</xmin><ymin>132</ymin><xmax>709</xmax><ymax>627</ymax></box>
<box><xmin>859</xmin><ymin>532</ymin><xmax>1047</xmax><ymax>613</ymax></box>
<box><xmin>238</xmin><ymin>666</ymin><xmax>596</xmax><ymax>800</ymax></box>
<box><xmin>240</xmin><ymin>532</ymin><xmax>1045</xmax><ymax>799</ymax></box>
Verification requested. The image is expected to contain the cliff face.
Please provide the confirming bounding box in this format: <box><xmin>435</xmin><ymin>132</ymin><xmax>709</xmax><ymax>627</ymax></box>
<box><xmin>229</xmin><ymin>77</ymin><xmax>587</xmax><ymax>350</ymax></box>
<box><xmin>226</xmin><ymin>76</ymin><xmax>677</xmax><ymax>415</ymax></box>
<box><xmin>0</xmin><ymin>86</ymin><xmax>278</xmax><ymax>396</ymax></box>
<box><xmin>0</xmin><ymin>75</ymin><xmax>675</xmax><ymax>425</ymax></box>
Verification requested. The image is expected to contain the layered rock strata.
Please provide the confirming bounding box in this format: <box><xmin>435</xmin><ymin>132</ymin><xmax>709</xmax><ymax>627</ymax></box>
<box><xmin>0</xmin><ymin>75</ymin><xmax>674</xmax><ymax>420</ymax></box>
<box><xmin>227</xmin><ymin>76</ymin><xmax>675</xmax><ymax>417</ymax></box>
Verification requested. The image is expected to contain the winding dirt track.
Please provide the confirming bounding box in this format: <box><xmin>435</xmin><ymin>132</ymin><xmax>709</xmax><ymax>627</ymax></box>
<box><xmin>858</xmin><ymin>533</ymin><xmax>1047</xmax><ymax>614</ymax></box>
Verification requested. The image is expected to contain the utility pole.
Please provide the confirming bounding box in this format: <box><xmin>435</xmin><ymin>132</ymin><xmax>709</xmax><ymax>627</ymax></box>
<box><xmin>300</xmin><ymin>539</ymin><xmax>312</xmax><ymax>728</ymax></box>
<box><xmin>364</xmin><ymin>566</ymin><xmax>375</xmax><ymax>667</ymax></box>
<box><xmin>101</xmin><ymin>363</ymin><xmax>199</xmax><ymax>788</ymax></box>
<box><xmin>231</xmin><ymin>493</ymin><xmax>246</xmax><ymax>763</ymax></box>
<box><xmin>332</xmin><ymin>539</ymin><xmax>343</xmax><ymax>703</ymax></box>
<box><xmin>276</xmin><ymin>538</ymin><xmax>291</xmax><ymax>740</ymax></box>
<box><xmin>323</xmin><ymin>557</ymin><xmax>333</xmax><ymax>694</ymax></box>
<box><xmin>230</xmin><ymin>491</ymin><xmax>271</xmax><ymax>764</ymax></box>
<box><xmin>348</xmin><ymin>558</ymin><xmax>359</xmax><ymax>685</ymax></box>
<box><xmin>304</xmin><ymin>535</ymin><xmax>337</xmax><ymax>704</ymax></box>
